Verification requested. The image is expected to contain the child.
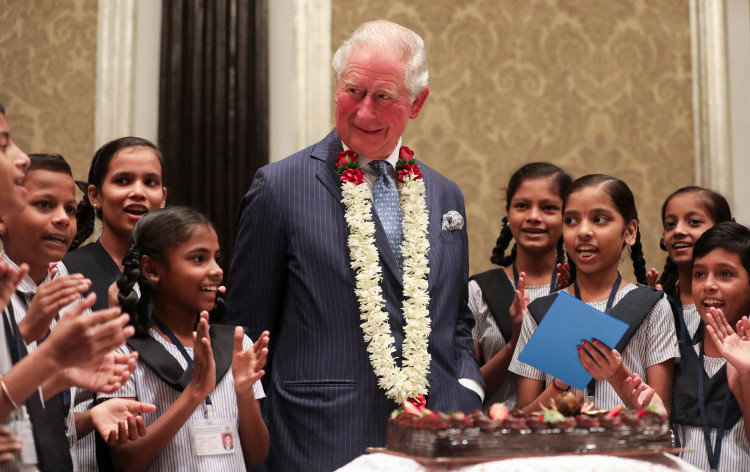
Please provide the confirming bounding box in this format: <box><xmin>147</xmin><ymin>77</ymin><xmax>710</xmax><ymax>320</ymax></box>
<box><xmin>509</xmin><ymin>174</ymin><xmax>679</xmax><ymax>414</ymax></box>
<box><xmin>63</xmin><ymin>138</ymin><xmax>166</xmax><ymax>471</ymax></box>
<box><xmin>64</xmin><ymin>137</ymin><xmax>167</xmax><ymax>312</ymax></box>
<box><xmin>669</xmin><ymin>221</ymin><xmax>750</xmax><ymax>471</ymax></box>
<box><xmin>0</xmin><ymin>148</ymin><xmax>145</xmax><ymax>470</ymax></box>
<box><xmin>653</xmin><ymin>187</ymin><xmax>732</xmax><ymax>345</ymax></box>
<box><xmin>470</xmin><ymin>162</ymin><xmax>571</xmax><ymax>408</ymax></box>
<box><xmin>104</xmin><ymin>206</ymin><xmax>269</xmax><ymax>471</ymax></box>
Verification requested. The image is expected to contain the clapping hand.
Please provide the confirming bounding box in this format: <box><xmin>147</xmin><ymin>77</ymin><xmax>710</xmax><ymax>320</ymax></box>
<box><xmin>232</xmin><ymin>328</ymin><xmax>269</xmax><ymax>397</ymax></box>
<box><xmin>509</xmin><ymin>273</ymin><xmax>529</xmax><ymax>342</ymax></box>
<box><xmin>0</xmin><ymin>426</ymin><xmax>21</xmax><ymax>464</ymax></box>
<box><xmin>188</xmin><ymin>311</ymin><xmax>216</xmax><ymax>398</ymax></box>
<box><xmin>646</xmin><ymin>268</ymin><xmax>662</xmax><ymax>290</ymax></box>
<box><xmin>0</xmin><ymin>261</ymin><xmax>27</xmax><ymax>313</ymax></box>
<box><xmin>90</xmin><ymin>398</ymin><xmax>156</xmax><ymax>445</ymax></box>
<box><xmin>705</xmin><ymin>308</ymin><xmax>750</xmax><ymax>396</ymax></box>
<box><xmin>41</xmin><ymin>293</ymin><xmax>134</xmax><ymax>371</ymax></box>
<box><xmin>64</xmin><ymin>351</ymin><xmax>138</xmax><ymax>394</ymax></box>
<box><xmin>19</xmin><ymin>274</ymin><xmax>91</xmax><ymax>343</ymax></box>
<box><xmin>556</xmin><ymin>263</ymin><xmax>571</xmax><ymax>290</ymax></box>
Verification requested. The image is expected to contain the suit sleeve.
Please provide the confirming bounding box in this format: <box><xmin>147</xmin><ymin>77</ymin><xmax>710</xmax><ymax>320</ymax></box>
<box><xmin>227</xmin><ymin>167</ymin><xmax>287</xmax><ymax>345</ymax></box>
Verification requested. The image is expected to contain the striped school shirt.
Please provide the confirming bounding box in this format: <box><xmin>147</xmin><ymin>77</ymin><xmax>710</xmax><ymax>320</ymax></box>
<box><xmin>101</xmin><ymin>328</ymin><xmax>265</xmax><ymax>471</ymax></box>
<box><xmin>509</xmin><ymin>283</ymin><xmax>680</xmax><ymax>410</ymax></box>
<box><xmin>0</xmin><ymin>253</ymin><xmax>82</xmax><ymax>471</ymax></box>
<box><xmin>470</xmin><ymin>277</ymin><xmax>554</xmax><ymax>409</ymax></box>
<box><xmin>674</xmin><ymin>348</ymin><xmax>750</xmax><ymax>472</ymax></box>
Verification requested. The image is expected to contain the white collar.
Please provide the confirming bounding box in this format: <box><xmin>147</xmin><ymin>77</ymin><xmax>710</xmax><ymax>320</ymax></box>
<box><xmin>1</xmin><ymin>250</ymin><xmax>51</xmax><ymax>294</ymax></box>
<box><xmin>342</xmin><ymin>137</ymin><xmax>402</xmax><ymax>169</ymax></box>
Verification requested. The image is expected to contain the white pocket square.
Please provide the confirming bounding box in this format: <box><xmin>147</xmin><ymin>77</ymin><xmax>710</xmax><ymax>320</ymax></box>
<box><xmin>442</xmin><ymin>211</ymin><xmax>464</xmax><ymax>231</ymax></box>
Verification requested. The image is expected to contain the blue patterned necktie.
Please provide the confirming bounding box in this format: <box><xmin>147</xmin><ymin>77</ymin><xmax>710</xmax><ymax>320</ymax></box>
<box><xmin>369</xmin><ymin>160</ymin><xmax>402</xmax><ymax>266</ymax></box>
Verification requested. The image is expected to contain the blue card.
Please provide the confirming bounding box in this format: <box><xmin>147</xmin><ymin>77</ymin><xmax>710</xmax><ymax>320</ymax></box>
<box><xmin>517</xmin><ymin>291</ymin><xmax>629</xmax><ymax>391</ymax></box>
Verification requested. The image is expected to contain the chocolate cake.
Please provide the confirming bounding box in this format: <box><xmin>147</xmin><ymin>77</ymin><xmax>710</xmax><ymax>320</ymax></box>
<box><xmin>385</xmin><ymin>394</ymin><xmax>671</xmax><ymax>458</ymax></box>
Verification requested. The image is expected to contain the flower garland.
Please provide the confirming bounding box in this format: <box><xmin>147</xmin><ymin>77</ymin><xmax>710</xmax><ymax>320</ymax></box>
<box><xmin>336</xmin><ymin>147</ymin><xmax>431</xmax><ymax>405</ymax></box>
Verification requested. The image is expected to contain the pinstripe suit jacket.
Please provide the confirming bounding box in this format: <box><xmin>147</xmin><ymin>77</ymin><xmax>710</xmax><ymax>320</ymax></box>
<box><xmin>227</xmin><ymin>129</ymin><xmax>482</xmax><ymax>471</ymax></box>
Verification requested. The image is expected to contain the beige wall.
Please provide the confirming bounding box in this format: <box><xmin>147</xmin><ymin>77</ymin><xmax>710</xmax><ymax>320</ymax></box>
<box><xmin>0</xmin><ymin>0</ymin><xmax>98</xmax><ymax>179</ymax></box>
<box><xmin>332</xmin><ymin>0</ymin><xmax>695</xmax><ymax>279</ymax></box>
<box><xmin>0</xmin><ymin>0</ymin><xmax>696</xmax><ymax>279</ymax></box>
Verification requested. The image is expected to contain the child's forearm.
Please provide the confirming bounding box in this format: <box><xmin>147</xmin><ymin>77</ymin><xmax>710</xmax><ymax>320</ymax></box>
<box><xmin>109</xmin><ymin>388</ymin><xmax>204</xmax><ymax>472</ymax></box>
<box><xmin>237</xmin><ymin>394</ymin><xmax>268</xmax><ymax>467</ymax></box>
<box><xmin>0</xmin><ymin>346</ymin><xmax>62</xmax><ymax>420</ymax></box>
<box><xmin>736</xmin><ymin>373</ymin><xmax>750</xmax><ymax>442</ymax></box>
<box><xmin>74</xmin><ymin>410</ymin><xmax>95</xmax><ymax>439</ymax></box>
<box><xmin>480</xmin><ymin>341</ymin><xmax>518</xmax><ymax>397</ymax></box>
<box><xmin>518</xmin><ymin>379</ymin><xmax>564</xmax><ymax>415</ymax></box>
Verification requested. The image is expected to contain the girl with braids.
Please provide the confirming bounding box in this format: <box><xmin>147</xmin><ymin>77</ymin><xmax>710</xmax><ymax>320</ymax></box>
<box><xmin>469</xmin><ymin>162</ymin><xmax>571</xmax><ymax>409</ymax></box>
<box><xmin>509</xmin><ymin>174</ymin><xmax>679</xmax><ymax>415</ymax></box>
<box><xmin>650</xmin><ymin>187</ymin><xmax>732</xmax><ymax>345</ymax></box>
<box><xmin>101</xmin><ymin>206</ymin><xmax>268</xmax><ymax>471</ymax></box>
<box><xmin>63</xmin><ymin>137</ymin><xmax>167</xmax><ymax>312</ymax></box>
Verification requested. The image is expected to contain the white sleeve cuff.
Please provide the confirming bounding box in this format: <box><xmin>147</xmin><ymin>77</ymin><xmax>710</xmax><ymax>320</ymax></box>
<box><xmin>458</xmin><ymin>378</ymin><xmax>485</xmax><ymax>403</ymax></box>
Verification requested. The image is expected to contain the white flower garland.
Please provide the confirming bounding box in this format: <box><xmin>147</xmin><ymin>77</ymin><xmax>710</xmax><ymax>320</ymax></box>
<box><xmin>340</xmin><ymin>172</ymin><xmax>431</xmax><ymax>405</ymax></box>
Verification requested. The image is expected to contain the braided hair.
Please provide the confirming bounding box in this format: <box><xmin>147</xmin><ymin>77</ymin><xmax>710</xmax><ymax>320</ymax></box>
<box><xmin>116</xmin><ymin>206</ymin><xmax>224</xmax><ymax>336</ymax></box>
<box><xmin>655</xmin><ymin>186</ymin><xmax>732</xmax><ymax>298</ymax></box>
<box><xmin>69</xmin><ymin>137</ymin><xmax>164</xmax><ymax>251</ymax></box>
<box><xmin>490</xmin><ymin>162</ymin><xmax>572</xmax><ymax>267</ymax></box>
<box><xmin>563</xmin><ymin>175</ymin><xmax>647</xmax><ymax>284</ymax></box>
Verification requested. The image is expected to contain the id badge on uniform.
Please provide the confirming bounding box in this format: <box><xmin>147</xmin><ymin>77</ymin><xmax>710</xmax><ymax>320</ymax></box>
<box><xmin>11</xmin><ymin>419</ymin><xmax>37</xmax><ymax>465</ymax></box>
<box><xmin>189</xmin><ymin>419</ymin><xmax>238</xmax><ymax>456</ymax></box>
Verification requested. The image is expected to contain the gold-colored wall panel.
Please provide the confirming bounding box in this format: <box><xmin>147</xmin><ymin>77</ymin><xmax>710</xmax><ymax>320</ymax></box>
<box><xmin>0</xmin><ymin>0</ymin><xmax>98</xmax><ymax>178</ymax></box>
<box><xmin>332</xmin><ymin>0</ymin><xmax>694</xmax><ymax>279</ymax></box>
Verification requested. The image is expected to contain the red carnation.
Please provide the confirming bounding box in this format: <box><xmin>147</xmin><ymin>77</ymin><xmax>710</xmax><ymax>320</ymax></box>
<box><xmin>407</xmin><ymin>394</ymin><xmax>427</xmax><ymax>412</ymax></box>
<box><xmin>398</xmin><ymin>163</ymin><xmax>423</xmax><ymax>182</ymax></box>
<box><xmin>341</xmin><ymin>168</ymin><xmax>364</xmax><ymax>185</ymax></box>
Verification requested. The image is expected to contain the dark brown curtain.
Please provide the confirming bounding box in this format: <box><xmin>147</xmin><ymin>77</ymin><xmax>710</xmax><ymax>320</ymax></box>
<box><xmin>159</xmin><ymin>0</ymin><xmax>268</xmax><ymax>267</ymax></box>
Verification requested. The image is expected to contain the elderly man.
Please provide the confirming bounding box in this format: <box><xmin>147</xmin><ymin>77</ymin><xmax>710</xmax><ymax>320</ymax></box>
<box><xmin>227</xmin><ymin>20</ymin><xmax>483</xmax><ymax>471</ymax></box>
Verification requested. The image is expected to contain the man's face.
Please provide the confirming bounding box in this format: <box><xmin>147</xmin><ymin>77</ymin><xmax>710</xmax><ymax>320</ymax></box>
<box><xmin>334</xmin><ymin>48</ymin><xmax>428</xmax><ymax>160</ymax></box>
<box><xmin>0</xmin><ymin>113</ymin><xmax>30</xmax><ymax>216</ymax></box>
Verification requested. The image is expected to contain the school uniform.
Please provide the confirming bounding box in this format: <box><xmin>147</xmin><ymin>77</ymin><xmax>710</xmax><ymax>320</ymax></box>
<box><xmin>63</xmin><ymin>242</ymin><xmax>137</xmax><ymax>472</ymax></box>
<box><xmin>1</xmin><ymin>252</ymin><xmax>82</xmax><ymax>471</ymax></box>
<box><xmin>681</xmin><ymin>304</ymin><xmax>701</xmax><ymax>341</ymax></box>
<box><xmin>0</xmin><ymin>315</ymin><xmax>37</xmax><ymax>472</ymax></box>
<box><xmin>508</xmin><ymin>283</ymin><xmax>680</xmax><ymax>410</ymax></box>
<box><xmin>469</xmin><ymin>275</ymin><xmax>554</xmax><ymax>409</ymax></box>
<box><xmin>673</xmin><ymin>351</ymin><xmax>750</xmax><ymax>471</ymax></box>
<box><xmin>62</xmin><ymin>240</ymin><xmax>120</xmax><ymax>313</ymax></box>
<box><xmin>102</xmin><ymin>328</ymin><xmax>265</xmax><ymax>472</ymax></box>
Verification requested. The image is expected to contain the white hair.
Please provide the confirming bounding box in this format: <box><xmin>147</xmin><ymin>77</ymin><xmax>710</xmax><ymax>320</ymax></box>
<box><xmin>332</xmin><ymin>20</ymin><xmax>428</xmax><ymax>101</ymax></box>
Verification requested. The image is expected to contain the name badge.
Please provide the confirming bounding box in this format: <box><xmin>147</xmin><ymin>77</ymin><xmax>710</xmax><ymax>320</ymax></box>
<box><xmin>11</xmin><ymin>419</ymin><xmax>37</xmax><ymax>465</ymax></box>
<box><xmin>189</xmin><ymin>419</ymin><xmax>238</xmax><ymax>456</ymax></box>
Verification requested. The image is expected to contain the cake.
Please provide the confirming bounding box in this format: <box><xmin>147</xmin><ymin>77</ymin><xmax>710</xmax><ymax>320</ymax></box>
<box><xmin>385</xmin><ymin>393</ymin><xmax>671</xmax><ymax>458</ymax></box>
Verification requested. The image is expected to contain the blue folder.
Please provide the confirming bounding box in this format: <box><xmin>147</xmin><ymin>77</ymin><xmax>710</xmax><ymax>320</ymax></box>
<box><xmin>517</xmin><ymin>291</ymin><xmax>629</xmax><ymax>391</ymax></box>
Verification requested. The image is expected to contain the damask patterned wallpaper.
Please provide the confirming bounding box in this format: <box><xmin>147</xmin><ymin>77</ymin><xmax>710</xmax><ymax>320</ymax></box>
<box><xmin>332</xmin><ymin>0</ymin><xmax>695</xmax><ymax>278</ymax></box>
<box><xmin>0</xmin><ymin>0</ymin><xmax>97</xmax><ymax>178</ymax></box>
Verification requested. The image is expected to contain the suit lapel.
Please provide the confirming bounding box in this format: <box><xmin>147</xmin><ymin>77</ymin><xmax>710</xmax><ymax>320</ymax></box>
<box><xmin>313</xmin><ymin>129</ymin><xmax>403</xmax><ymax>286</ymax></box>
<box><xmin>314</xmin><ymin>130</ymin><xmax>345</xmax><ymax>200</ymax></box>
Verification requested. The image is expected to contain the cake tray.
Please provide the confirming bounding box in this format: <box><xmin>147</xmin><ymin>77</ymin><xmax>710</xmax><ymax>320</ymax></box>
<box><xmin>366</xmin><ymin>447</ymin><xmax>689</xmax><ymax>467</ymax></box>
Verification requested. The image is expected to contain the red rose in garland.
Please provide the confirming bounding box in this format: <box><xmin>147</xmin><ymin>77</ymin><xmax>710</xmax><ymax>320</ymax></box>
<box><xmin>396</xmin><ymin>146</ymin><xmax>422</xmax><ymax>182</ymax></box>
